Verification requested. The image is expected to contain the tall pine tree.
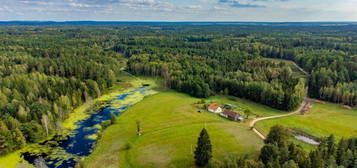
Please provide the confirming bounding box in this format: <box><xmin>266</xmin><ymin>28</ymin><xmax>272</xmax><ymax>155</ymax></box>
<box><xmin>194</xmin><ymin>128</ymin><xmax>212</xmax><ymax>167</ymax></box>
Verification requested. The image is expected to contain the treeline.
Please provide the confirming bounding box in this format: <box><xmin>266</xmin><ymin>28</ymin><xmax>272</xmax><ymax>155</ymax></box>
<box><xmin>0</xmin><ymin>27</ymin><xmax>126</xmax><ymax>155</ymax></box>
<box><xmin>119</xmin><ymin>24</ymin><xmax>357</xmax><ymax>106</ymax></box>
<box><xmin>128</xmin><ymin>53</ymin><xmax>305</xmax><ymax>111</ymax></box>
<box><xmin>124</xmin><ymin>33</ymin><xmax>306</xmax><ymax>111</ymax></box>
<box><xmin>217</xmin><ymin>125</ymin><xmax>356</xmax><ymax>168</ymax></box>
<box><xmin>320</xmin><ymin>82</ymin><xmax>357</xmax><ymax>105</ymax></box>
<box><xmin>259</xmin><ymin>44</ymin><xmax>357</xmax><ymax>106</ymax></box>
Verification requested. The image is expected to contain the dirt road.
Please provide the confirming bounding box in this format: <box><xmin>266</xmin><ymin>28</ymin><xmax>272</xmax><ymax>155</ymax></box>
<box><xmin>249</xmin><ymin>100</ymin><xmax>309</xmax><ymax>139</ymax></box>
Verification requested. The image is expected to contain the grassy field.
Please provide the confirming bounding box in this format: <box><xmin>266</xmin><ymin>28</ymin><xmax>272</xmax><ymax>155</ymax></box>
<box><xmin>256</xmin><ymin>101</ymin><xmax>357</xmax><ymax>139</ymax></box>
<box><xmin>84</xmin><ymin>91</ymin><xmax>265</xmax><ymax>168</ymax></box>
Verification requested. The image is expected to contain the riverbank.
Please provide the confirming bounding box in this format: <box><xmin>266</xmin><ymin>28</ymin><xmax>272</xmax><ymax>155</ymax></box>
<box><xmin>0</xmin><ymin>76</ymin><xmax>159</xmax><ymax>168</ymax></box>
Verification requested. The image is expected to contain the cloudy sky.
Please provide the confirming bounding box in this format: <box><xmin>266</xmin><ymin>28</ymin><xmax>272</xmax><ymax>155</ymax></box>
<box><xmin>0</xmin><ymin>0</ymin><xmax>356</xmax><ymax>21</ymax></box>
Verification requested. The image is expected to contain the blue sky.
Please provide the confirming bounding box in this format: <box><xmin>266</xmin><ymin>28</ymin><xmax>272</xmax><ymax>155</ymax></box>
<box><xmin>0</xmin><ymin>0</ymin><xmax>356</xmax><ymax>21</ymax></box>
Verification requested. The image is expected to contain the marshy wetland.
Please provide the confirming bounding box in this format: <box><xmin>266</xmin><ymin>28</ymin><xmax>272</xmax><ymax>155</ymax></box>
<box><xmin>0</xmin><ymin>78</ymin><xmax>158</xmax><ymax>168</ymax></box>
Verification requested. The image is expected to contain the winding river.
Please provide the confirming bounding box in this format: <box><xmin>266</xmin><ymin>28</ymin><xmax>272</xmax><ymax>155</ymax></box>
<box><xmin>22</xmin><ymin>86</ymin><xmax>151</xmax><ymax>168</ymax></box>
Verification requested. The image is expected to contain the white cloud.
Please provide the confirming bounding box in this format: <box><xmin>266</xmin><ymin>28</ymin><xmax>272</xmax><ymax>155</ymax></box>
<box><xmin>20</xmin><ymin>0</ymin><xmax>55</xmax><ymax>6</ymax></box>
<box><xmin>186</xmin><ymin>5</ymin><xmax>203</xmax><ymax>9</ymax></box>
<box><xmin>68</xmin><ymin>2</ymin><xmax>102</xmax><ymax>8</ymax></box>
<box><xmin>0</xmin><ymin>0</ymin><xmax>356</xmax><ymax>21</ymax></box>
<box><xmin>0</xmin><ymin>5</ymin><xmax>13</xmax><ymax>12</ymax></box>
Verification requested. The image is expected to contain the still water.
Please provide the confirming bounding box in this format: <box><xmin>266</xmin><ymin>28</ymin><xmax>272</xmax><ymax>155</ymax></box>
<box><xmin>294</xmin><ymin>135</ymin><xmax>320</xmax><ymax>146</ymax></box>
<box><xmin>23</xmin><ymin>87</ymin><xmax>148</xmax><ymax>168</ymax></box>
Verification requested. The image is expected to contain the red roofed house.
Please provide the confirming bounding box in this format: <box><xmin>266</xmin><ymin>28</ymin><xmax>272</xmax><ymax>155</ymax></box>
<box><xmin>207</xmin><ymin>104</ymin><xmax>222</xmax><ymax>113</ymax></box>
<box><xmin>220</xmin><ymin>109</ymin><xmax>244</xmax><ymax>121</ymax></box>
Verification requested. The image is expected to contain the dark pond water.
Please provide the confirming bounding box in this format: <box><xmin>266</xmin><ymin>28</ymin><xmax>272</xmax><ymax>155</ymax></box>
<box><xmin>22</xmin><ymin>87</ymin><xmax>148</xmax><ymax>168</ymax></box>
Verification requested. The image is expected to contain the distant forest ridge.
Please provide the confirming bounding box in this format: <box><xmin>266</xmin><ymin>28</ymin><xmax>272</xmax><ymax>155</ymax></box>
<box><xmin>1</xmin><ymin>21</ymin><xmax>357</xmax><ymax>26</ymax></box>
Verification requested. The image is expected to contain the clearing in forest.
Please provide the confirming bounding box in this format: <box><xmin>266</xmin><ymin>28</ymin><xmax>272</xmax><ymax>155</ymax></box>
<box><xmin>256</xmin><ymin>102</ymin><xmax>357</xmax><ymax>139</ymax></box>
<box><xmin>84</xmin><ymin>91</ymin><xmax>264</xmax><ymax>168</ymax></box>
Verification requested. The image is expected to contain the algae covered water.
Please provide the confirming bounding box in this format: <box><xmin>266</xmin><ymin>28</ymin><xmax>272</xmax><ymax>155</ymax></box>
<box><xmin>22</xmin><ymin>87</ymin><xmax>151</xmax><ymax>168</ymax></box>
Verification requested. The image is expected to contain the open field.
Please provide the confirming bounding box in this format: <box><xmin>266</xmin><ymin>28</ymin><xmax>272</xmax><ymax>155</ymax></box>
<box><xmin>256</xmin><ymin>102</ymin><xmax>357</xmax><ymax>139</ymax></box>
<box><xmin>84</xmin><ymin>91</ymin><xmax>265</xmax><ymax>168</ymax></box>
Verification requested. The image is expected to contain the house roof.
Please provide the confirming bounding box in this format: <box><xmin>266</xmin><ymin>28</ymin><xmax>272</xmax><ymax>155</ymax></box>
<box><xmin>208</xmin><ymin>104</ymin><xmax>220</xmax><ymax>110</ymax></box>
<box><xmin>222</xmin><ymin>109</ymin><xmax>240</xmax><ymax>118</ymax></box>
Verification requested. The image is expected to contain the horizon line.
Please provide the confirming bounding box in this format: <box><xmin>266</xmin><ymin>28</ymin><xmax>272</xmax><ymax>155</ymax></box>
<box><xmin>1</xmin><ymin>20</ymin><xmax>357</xmax><ymax>23</ymax></box>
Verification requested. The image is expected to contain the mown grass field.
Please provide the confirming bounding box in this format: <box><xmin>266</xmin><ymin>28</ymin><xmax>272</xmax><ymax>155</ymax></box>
<box><xmin>84</xmin><ymin>91</ymin><xmax>266</xmax><ymax>168</ymax></box>
<box><xmin>256</xmin><ymin>102</ymin><xmax>357</xmax><ymax>139</ymax></box>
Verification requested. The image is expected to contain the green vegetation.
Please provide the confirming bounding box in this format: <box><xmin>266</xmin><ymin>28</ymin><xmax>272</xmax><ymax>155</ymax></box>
<box><xmin>264</xmin><ymin>125</ymin><xmax>291</xmax><ymax>147</ymax></box>
<box><xmin>256</xmin><ymin>102</ymin><xmax>357</xmax><ymax>138</ymax></box>
<box><xmin>219</xmin><ymin>125</ymin><xmax>356</xmax><ymax>168</ymax></box>
<box><xmin>129</xmin><ymin>50</ymin><xmax>306</xmax><ymax>111</ymax></box>
<box><xmin>0</xmin><ymin>26</ymin><xmax>128</xmax><ymax>156</ymax></box>
<box><xmin>194</xmin><ymin>128</ymin><xmax>213</xmax><ymax>167</ymax></box>
<box><xmin>262</xmin><ymin>58</ymin><xmax>308</xmax><ymax>79</ymax></box>
<box><xmin>0</xmin><ymin>24</ymin><xmax>356</xmax><ymax>167</ymax></box>
<box><xmin>0</xmin><ymin>151</ymin><xmax>23</xmax><ymax>168</ymax></box>
<box><xmin>84</xmin><ymin>91</ymin><xmax>263</xmax><ymax>168</ymax></box>
<box><xmin>0</xmin><ymin>77</ymin><xmax>152</xmax><ymax>168</ymax></box>
<box><xmin>123</xmin><ymin>24</ymin><xmax>357</xmax><ymax>109</ymax></box>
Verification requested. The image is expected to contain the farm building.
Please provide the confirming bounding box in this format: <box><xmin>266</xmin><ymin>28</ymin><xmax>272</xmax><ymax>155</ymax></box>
<box><xmin>207</xmin><ymin>104</ymin><xmax>222</xmax><ymax>113</ymax></box>
<box><xmin>222</xmin><ymin>104</ymin><xmax>237</xmax><ymax>109</ymax></box>
<box><xmin>220</xmin><ymin>109</ymin><xmax>244</xmax><ymax>121</ymax></box>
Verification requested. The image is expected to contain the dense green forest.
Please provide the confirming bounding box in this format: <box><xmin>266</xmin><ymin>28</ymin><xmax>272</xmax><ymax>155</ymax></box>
<box><xmin>123</xmin><ymin>24</ymin><xmax>357</xmax><ymax>107</ymax></box>
<box><xmin>0</xmin><ymin>24</ymin><xmax>356</xmax><ymax>156</ymax></box>
<box><xmin>0</xmin><ymin>27</ymin><xmax>125</xmax><ymax>155</ymax></box>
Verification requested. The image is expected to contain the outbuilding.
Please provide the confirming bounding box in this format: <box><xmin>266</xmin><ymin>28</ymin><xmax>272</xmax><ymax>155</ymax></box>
<box><xmin>220</xmin><ymin>109</ymin><xmax>244</xmax><ymax>121</ymax></box>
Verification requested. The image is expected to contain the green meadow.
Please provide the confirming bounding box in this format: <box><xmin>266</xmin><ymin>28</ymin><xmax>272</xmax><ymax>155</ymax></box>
<box><xmin>84</xmin><ymin>89</ymin><xmax>357</xmax><ymax>168</ymax></box>
<box><xmin>84</xmin><ymin>91</ymin><xmax>265</xmax><ymax>168</ymax></box>
<box><xmin>256</xmin><ymin>102</ymin><xmax>357</xmax><ymax>139</ymax></box>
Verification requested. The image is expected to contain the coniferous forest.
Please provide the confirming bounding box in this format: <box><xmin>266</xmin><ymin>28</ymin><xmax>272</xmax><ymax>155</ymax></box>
<box><xmin>0</xmin><ymin>26</ymin><xmax>125</xmax><ymax>155</ymax></box>
<box><xmin>0</xmin><ymin>23</ymin><xmax>356</xmax><ymax>162</ymax></box>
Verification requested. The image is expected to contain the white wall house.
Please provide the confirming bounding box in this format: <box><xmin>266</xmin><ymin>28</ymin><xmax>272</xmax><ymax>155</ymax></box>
<box><xmin>208</xmin><ymin>104</ymin><xmax>222</xmax><ymax>113</ymax></box>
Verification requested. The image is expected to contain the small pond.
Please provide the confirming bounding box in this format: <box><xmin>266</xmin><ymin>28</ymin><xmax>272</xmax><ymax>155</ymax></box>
<box><xmin>294</xmin><ymin>135</ymin><xmax>320</xmax><ymax>146</ymax></box>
